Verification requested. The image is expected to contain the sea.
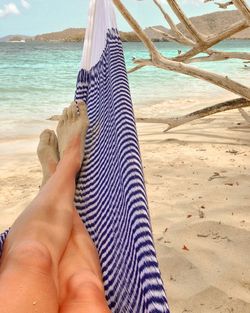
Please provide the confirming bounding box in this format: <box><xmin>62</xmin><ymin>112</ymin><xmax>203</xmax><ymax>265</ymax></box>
<box><xmin>0</xmin><ymin>40</ymin><xmax>249</xmax><ymax>140</ymax></box>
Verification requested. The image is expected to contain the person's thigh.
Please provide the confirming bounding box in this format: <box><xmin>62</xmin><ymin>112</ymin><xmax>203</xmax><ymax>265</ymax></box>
<box><xmin>0</xmin><ymin>241</ymin><xmax>58</xmax><ymax>313</ymax></box>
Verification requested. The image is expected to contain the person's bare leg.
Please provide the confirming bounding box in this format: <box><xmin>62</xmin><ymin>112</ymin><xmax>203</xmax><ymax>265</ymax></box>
<box><xmin>59</xmin><ymin>209</ymin><xmax>111</xmax><ymax>313</ymax></box>
<box><xmin>37</xmin><ymin>108</ymin><xmax>110</xmax><ymax>312</ymax></box>
<box><xmin>0</xmin><ymin>101</ymin><xmax>88</xmax><ymax>313</ymax></box>
<box><xmin>2</xmin><ymin>101</ymin><xmax>88</xmax><ymax>263</ymax></box>
<box><xmin>37</xmin><ymin>122</ymin><xmax>110</xmax><ymax>313</ymax></box>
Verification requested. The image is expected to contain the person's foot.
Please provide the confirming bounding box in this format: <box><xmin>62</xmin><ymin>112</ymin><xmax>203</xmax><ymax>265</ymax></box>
<box><xmin>56</xmin><ymin>101</ymin><xmax>89</xmax><ymax>174</ymax></box>
<box><xmin>37</xmin><ymin>129</ymin><xmax>59</xmax><ymax>187</ymax></box>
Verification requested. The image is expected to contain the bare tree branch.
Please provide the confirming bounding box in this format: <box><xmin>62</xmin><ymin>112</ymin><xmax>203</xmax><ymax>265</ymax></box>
<box><xmin>185</xmin><ymin>50</ymin><xmax>250</xmax><ymax>63</ymax></box>
<box><xmin>151</xmin><ymin>27</ymin><xmax>193</xmax><ymax>45</ymax></box>
<box><xmin>153</xmin><ymin>0</ymin><xmax>179</xmax><ymax>34</ymax></box>
<box><xmin>151</xmin><ymin>1</ymin><xmax>250</xmax><ymax>64</ymax></box>
<box><xmin>238</xmin><ymin>108</ymin><xmax>250</xmax><ymax>123</ymax></box>
<box><xmin>49</xmin><ymin>99</ymin><xmax>250</xmax><ymax>128</ymax></box>
<box><xmin>214</xmin><ymin>1</ymin><xmax>233</xmax><ymax>9</ymax></box>
<box><xmin>114</xmin><ymin>0</ymin><xmax>250</xmax><ymax>130</ymax></box>
<box><xmin>151</xmin><ymin>27</ymin><xmax>180</xmax><ymax>43</ymax></box>
<box><xmin>174</xmin><ymin>20</ymin><xmax>248</xmax><ymax>62</ymax></box>
<box><xmin>232</xmin><ymin>0</ymin><xmax>250</xmax><ymax>22</ymax></box>
<box><xmin>150</xmin><ymin>28</ymin><xmax>250</xmax><ymax>63</ymax></box>
<box><xmin>166</xmin><ymin>0</ymin><xmax>206</xmax><ymax>43</ymax></box>
<box><xmin>112</xmin><ymin>0</ymin><xmax>160</xmax><ymax>60</ymax></box>
<box><xmin>130</xmin><ymin>55</ymin><xmax>250</xmax><ymax>99</ymax></box>
<box><xmin>136</xmin><ymin>98</ymin><xmax>250</xmax><ymax>131</ymax></box>
<box><xmin>127</xmin><ymin>64</ymin><xmax>146</xmax><ymax>73</ymax></box>
<box><xmin>113</xmin><ymin>0</ymin><xmax>250</xmax><ymax>99</ymax></box>
<box><xmin>153</xmin><ymin>0</ymin><xmax>195</xmax><ymax>45</ymax></box>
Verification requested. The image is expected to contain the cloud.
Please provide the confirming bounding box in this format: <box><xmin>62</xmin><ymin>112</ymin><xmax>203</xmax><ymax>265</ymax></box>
<box><xmin>21</xmin><ymin>0</ymin><xmax>30</xmax><ymax>9</ymax></box>
<box><xmin>0</xmin><ymin>3</ymin><xmax>20</xmax><ymax>18</ymax></box>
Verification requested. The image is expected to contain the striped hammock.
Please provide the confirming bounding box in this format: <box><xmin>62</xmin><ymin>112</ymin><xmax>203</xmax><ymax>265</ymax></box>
<box><xmin>0</xmin><ymin>0</ymin><xmax>170</xmax><ymax>312</ymax></box>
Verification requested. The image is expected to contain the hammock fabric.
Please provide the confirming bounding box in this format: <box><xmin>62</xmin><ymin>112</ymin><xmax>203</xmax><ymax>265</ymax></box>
<box><xmin>0</xmin><ymin>1</ymin><xmax>170</xmax><ymax>312</ymax></box>
<box><xmin>0</xmin><ymin>230</ymin><xmax>8</xmax><ymax>257</ymax></box>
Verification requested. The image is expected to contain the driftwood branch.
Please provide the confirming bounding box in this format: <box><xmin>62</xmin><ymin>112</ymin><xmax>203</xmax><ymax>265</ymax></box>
<box><xmin>238</xmin><ymin>108</ymin><xmax>250</xmax><ymax>123</ymax></box>
<box><xmin>113</xmin><ymin>0</ymin><xmax>250</xmax><ymax>99</ymax></box>
<box><xmin>113</xmin><ymin>0</ymin><xmax>250</xmax><ymax>129</ymax></box>
<box><xmin>151</xmin><ymin>30</ymin><xmax>250</xmax><ymax>64</ymax></box>
<box><xmin>166</xmin><ymin>0</ymin><xmax>247</xmax><ymax>64</ymax></box>
<box><xmin>49</xmin><ymin>99</ymin><xmax>250</xmax><ymax>128</ymax></box>
<box><xmin>127</xmin><ymin>64</ymin><xmax>146</xmax><ymax>73</ymax></box>
<box><xmin>136</xmin><ymin>98</ymin><xmax>250</xmax><ymax>131</ymax></box>
<box><xmin>151</xmin><ymin>27</ymin><xmax>193</xmax><ymax>45</ymax></box>
<box><xmin>113</xmin><ymin>0</ymin><xmax>159</xmax><ymax>60</ymax></box>
<box><xmin>130</xmin><ymin>56</ymin><xmax>250</xmax><ymax>99</ymax></box>
<box><xmin>214</xmin><ymin>1</ymin><xmax>233</xmax><ymax>9</ymax></box>
<box><xmin>232</xmin><ymin>0</ymin><xmax>250</xmax><ymax>23</ymax></box>
<box><xmin>185</xmin><ymin>51</ymin><xmax>250</xmax><ymax>63</ymax></box>
<box><xmin>173</xmin><ymin>20</ymin><xmax>248</xmax><ymax>62</ymax></box>
<box><xmin>166</xmin><ymin>0</ymin><xmax>205</xmax><ymax>43</ymax></box>
<box><xmin>153</xmin><ymin>0</ymin><xmax>195</xmax><ymax>45</ymax></box>
<box><xmin>170</xmin><ymin>0</ymin><xmax>250</xmax><ymax>62</ymax></box>
<box><xmin>152</xmin><ymin>1</ymin><xmax>250</xmax><ymax>63</ymax></box>
<box><xmin>153</xmin><ymin>0</ymin><xmax>179</xmax><ymax>35</ymax></box>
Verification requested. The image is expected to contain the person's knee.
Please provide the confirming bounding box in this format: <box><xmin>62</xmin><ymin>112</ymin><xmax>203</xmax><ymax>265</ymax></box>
<box><xmin>6</xmin><ymin>240</ymin><xmax>52</xmax><ymax>274</ymax></box>
<box><xmin>61</xmin><ymin>271</ymin><xmax>111</xmax><ymax>313</ymax></box>
<box><xmin>67</xmin><ymin>270</ymin><xmax>105</xmax><ymax>302</ymax></box>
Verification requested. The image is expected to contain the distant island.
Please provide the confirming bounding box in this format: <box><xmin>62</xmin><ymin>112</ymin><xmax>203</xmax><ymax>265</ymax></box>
<box><xmin>34</xmin><ymin>28</ymin><xmax>142</xmax><ymax>42</ymax></box>
<box><xmin>1</xmin><ymin>10</ymin><xmax>250</xmax><ymax>43</ymax></box>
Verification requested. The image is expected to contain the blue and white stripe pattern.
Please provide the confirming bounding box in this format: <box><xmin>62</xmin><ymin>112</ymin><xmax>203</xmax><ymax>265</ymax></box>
<box><xmin>0</xmin><ymin>229</ymin><xmax>9</xmax><ymax>257</ymax></box>
<box><xmin>74</xmin><ymin>28</ymin><xmax>169</xmax><ymax>313</ymax></box>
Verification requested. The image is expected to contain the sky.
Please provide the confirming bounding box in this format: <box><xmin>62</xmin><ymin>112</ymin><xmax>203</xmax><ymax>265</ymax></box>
<box><xmin>0</xmin><ymin>0</ymin><xmax>236</xmax><ymax>37</ymax></box>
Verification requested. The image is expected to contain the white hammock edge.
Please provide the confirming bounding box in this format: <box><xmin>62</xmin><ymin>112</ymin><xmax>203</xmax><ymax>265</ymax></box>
<box><xmin>80</xmin><ymin>0</ymin><xmax>117</xmax><ymax>71</ymax></box>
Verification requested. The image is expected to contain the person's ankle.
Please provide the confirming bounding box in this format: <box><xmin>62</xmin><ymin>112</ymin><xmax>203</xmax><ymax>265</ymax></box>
<box><xmin>59</xmin><ymin>148</ymin><xmax>82</xmax><ymax>176</ymax></box>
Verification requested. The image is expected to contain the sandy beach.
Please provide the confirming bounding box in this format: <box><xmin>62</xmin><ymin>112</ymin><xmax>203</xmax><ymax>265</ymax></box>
<box><xmin>0</xmin><ymin>106</ymin><xmax>250</xmax><ymax>313</ymax></box>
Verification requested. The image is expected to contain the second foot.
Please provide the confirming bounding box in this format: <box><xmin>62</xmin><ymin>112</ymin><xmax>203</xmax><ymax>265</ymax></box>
<box><xmin>37</xmin><ymin>129</ymin><xmax>59</xmax><ymax>186</ymax></box>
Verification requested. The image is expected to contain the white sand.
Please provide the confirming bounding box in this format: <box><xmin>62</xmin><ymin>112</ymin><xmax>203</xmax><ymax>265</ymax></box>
<box><xmin>0</xmin><ymin>108</ymin><xmax>250</xmax><ymax>312</ymax></box>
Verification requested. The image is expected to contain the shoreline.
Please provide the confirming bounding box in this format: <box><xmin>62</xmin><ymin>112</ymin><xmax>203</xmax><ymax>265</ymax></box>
<box><xmin>0</xmin><ymin>94</ymin><xmax>240</xmax><ymax>142</ymax></box>
<box><xmin>2</xmin><ymin>38</ymin><xmax>250</xmax><ymax>43</ymax></box>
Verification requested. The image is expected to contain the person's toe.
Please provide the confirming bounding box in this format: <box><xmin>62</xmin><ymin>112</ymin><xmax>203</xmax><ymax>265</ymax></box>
<box><xmin>49</xmin><ymin>130</ymin><xmax>57</xmax><ymax>145</ymax></box>
<box><xmin>70</xmin><ymin>102</ymin><xmax>79</xmax><ymax>120</ymax></box>
<box><xmin>57</xmin><ymin>116</ymin><xmax>64</xmax><ymax>131</ymax></box>
<box><xmin>62</xmin><ymin>108</ymin><xmax>68</xmax><ymax>122</ymax></box>
<box><xmin>76</xmin><ymin>101</ymin><xmax>89</xmax><ymax>127</ymax></box>
<box><xmin>67</xmin><ymin>105</ymin><xmax>74</xmax><ymax>120</ymax></box>
<box><xmin>40</xmin><ymin>129</ymin><xmax>52</xmax><ymax>144</ymax></box>
<box><xmin>77</xmin><ymin>101</ymin><xmax>87</xmax><ymax>116</ymax></box>
<box><xmin>69</xmin><ymin>101</ymin><xmax>77</xmax><ymax>120</ymax></box>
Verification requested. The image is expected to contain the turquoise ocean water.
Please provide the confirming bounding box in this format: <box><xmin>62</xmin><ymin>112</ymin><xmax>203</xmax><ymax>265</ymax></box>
<box><xmin>0</xmin><ymin>40</ymin><xmax>249</xmax><ymax>139</ymax></box>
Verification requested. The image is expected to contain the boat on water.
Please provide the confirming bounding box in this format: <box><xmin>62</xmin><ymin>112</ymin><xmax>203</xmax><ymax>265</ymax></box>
<box><xmin>9</xmin><ymin>39</ymin><xmax>26</xmax><ymax>43</ymax></box>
